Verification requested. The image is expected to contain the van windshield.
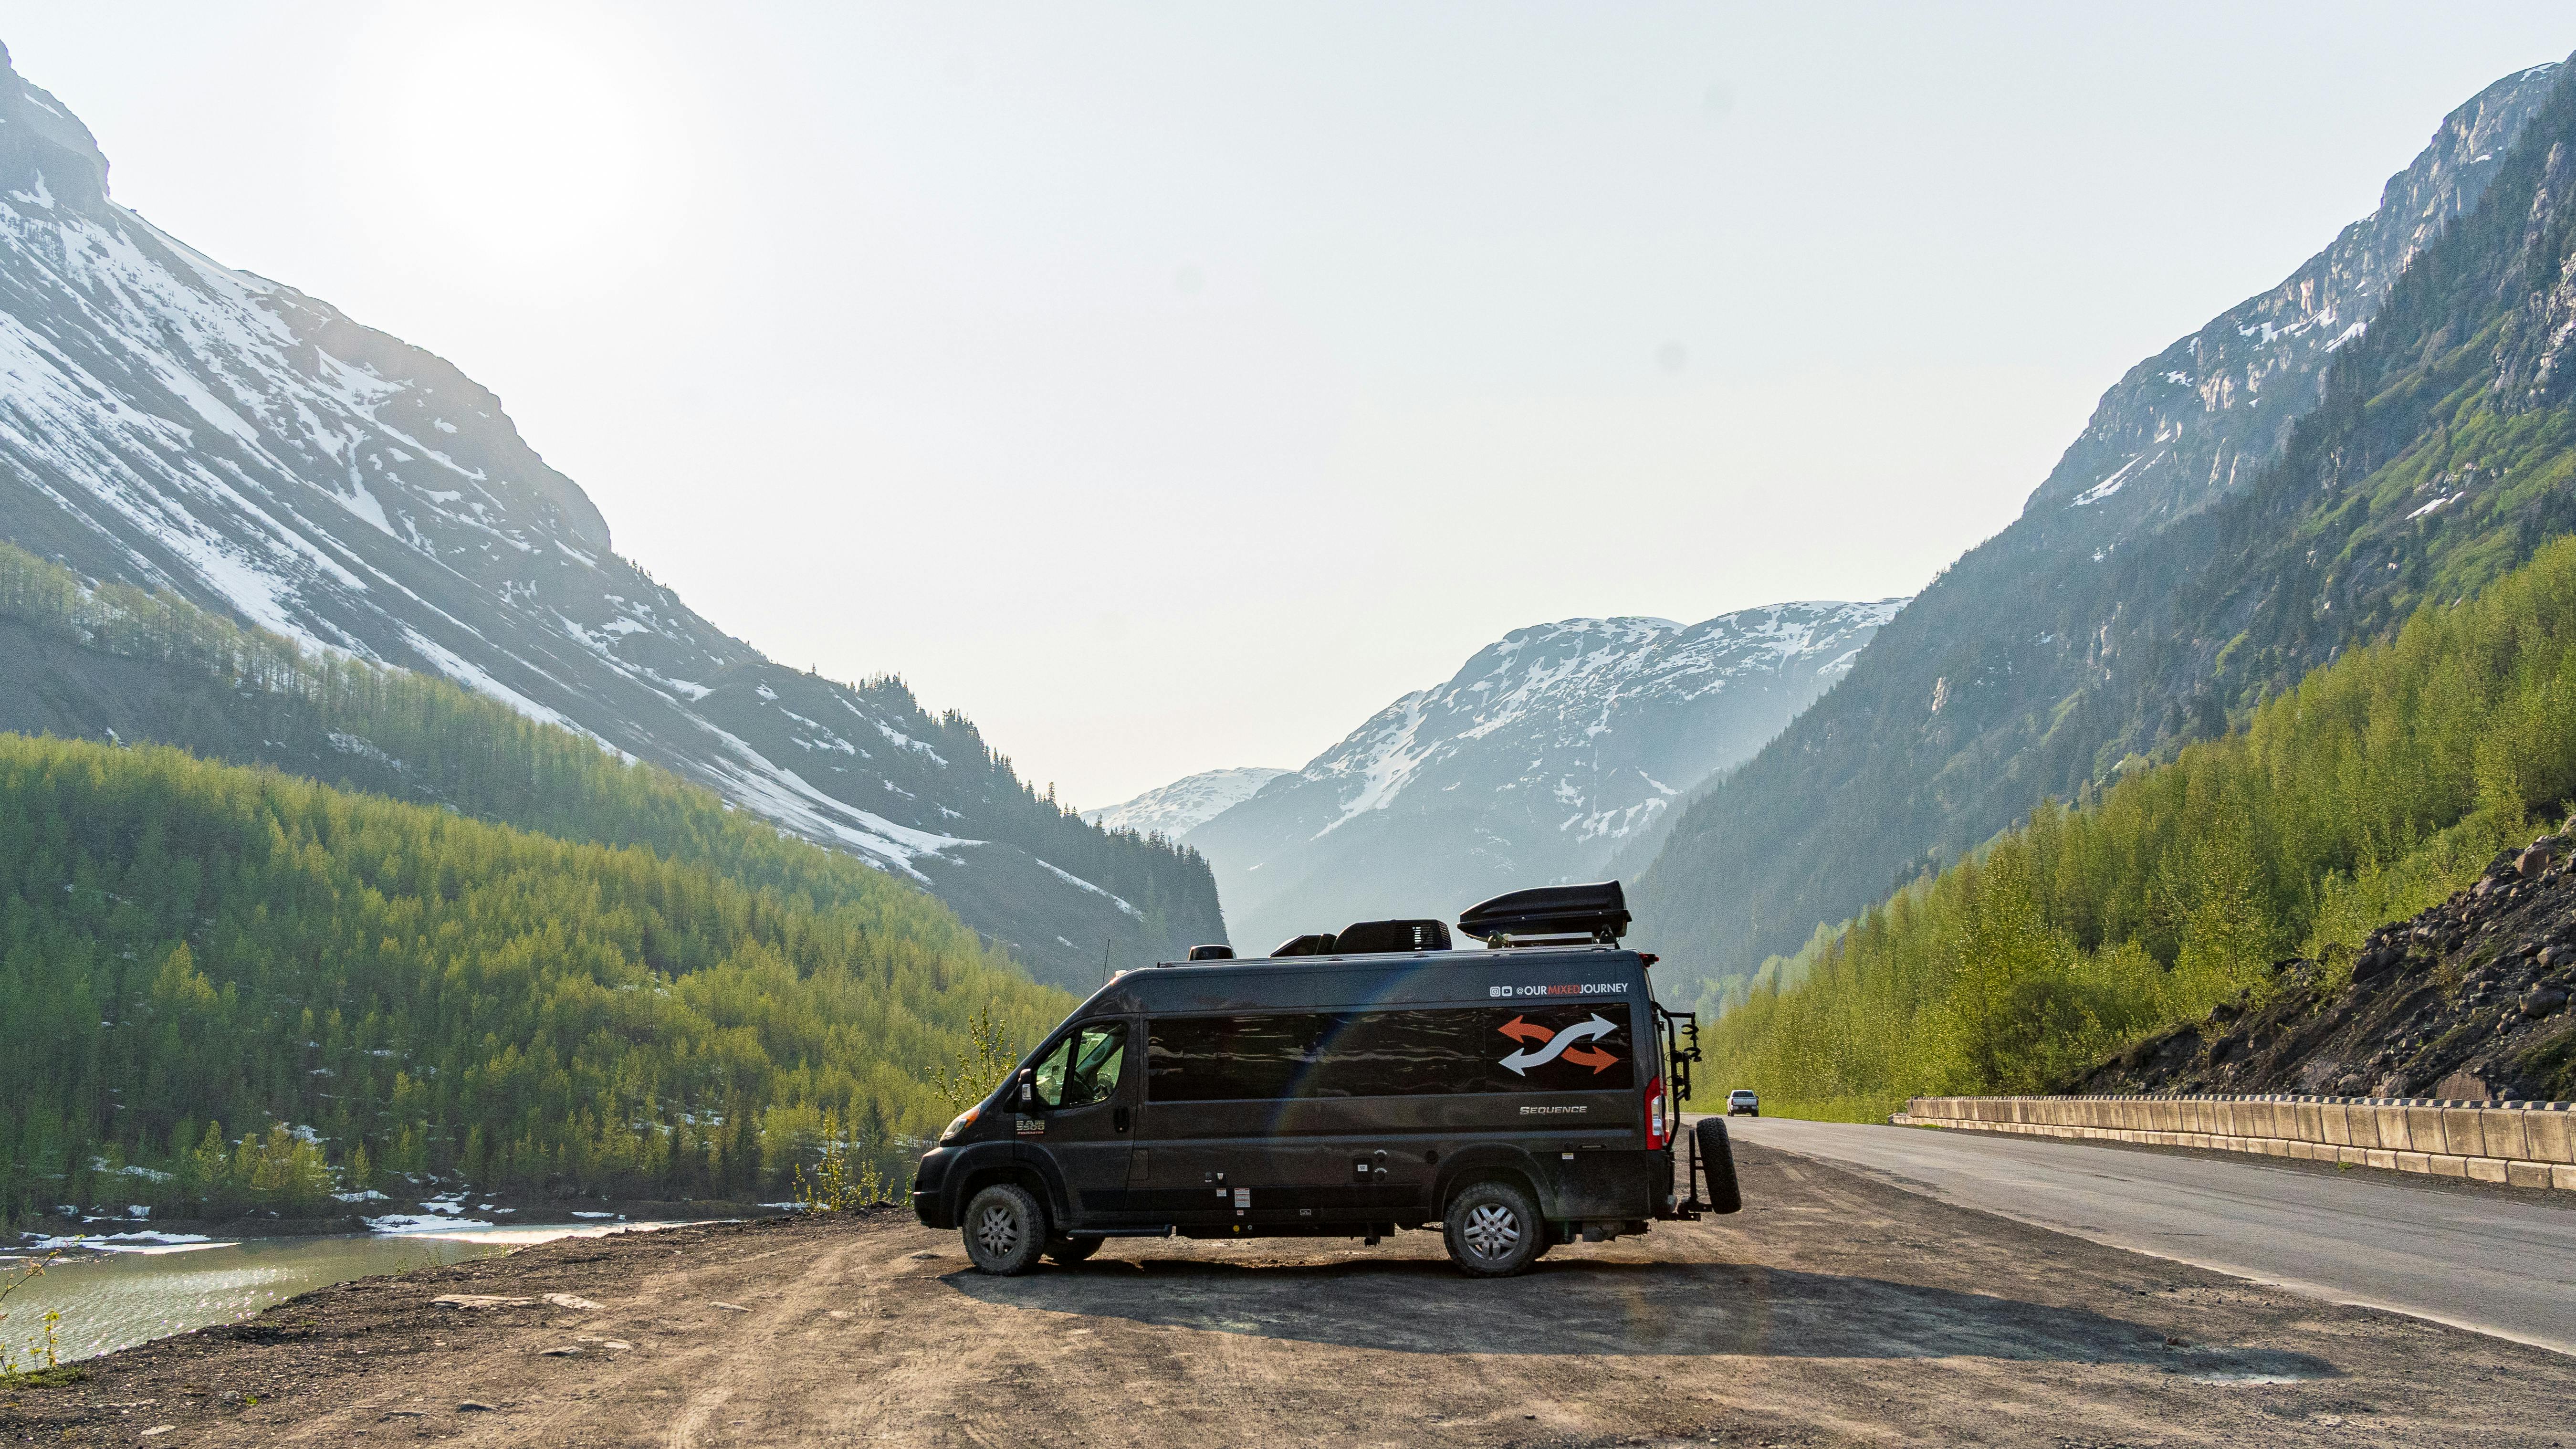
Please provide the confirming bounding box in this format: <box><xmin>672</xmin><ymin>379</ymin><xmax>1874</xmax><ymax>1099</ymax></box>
<box><xmin>1032</xmin><ymin>1021</ymin><xmax>1126</xmax><ymax>1109</ymax></box>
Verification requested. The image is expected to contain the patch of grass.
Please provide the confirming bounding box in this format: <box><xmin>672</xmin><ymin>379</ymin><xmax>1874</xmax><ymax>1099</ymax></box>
<box><xmin>793</xmin><ymin>1125</ymin><xmax>889</xmax><ymax>1214</ymax></box>
<box><xmin>0</xmin><ymin>1250</ymin><xmax>66</xmax><ymax>1383</ymax></box>
<box><xmin>2513</xmin><ymin>1021</ymin><xmax>2576</xmax><ymax>1101</ymax></box>
<box><xmin>2426</xmin><ymin>1019</ymin><xmax>2487</xmax><ymax>1064</ymax></box>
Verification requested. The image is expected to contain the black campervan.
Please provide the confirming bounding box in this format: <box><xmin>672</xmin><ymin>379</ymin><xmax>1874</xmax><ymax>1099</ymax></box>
<box><xmin>910</xmin><ymin>882</ymin><xmax>1743</xmax><ymax>1276</ymax></box>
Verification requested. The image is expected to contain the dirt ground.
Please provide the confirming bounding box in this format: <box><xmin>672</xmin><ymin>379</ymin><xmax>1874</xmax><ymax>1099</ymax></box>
<box><xmin>7</xmin><ymin>1144</ymin><xmax>2572</xmax><ymax>1448</ymax></box>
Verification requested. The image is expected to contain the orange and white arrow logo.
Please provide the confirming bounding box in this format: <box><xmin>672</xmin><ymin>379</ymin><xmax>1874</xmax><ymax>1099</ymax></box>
<box><xmin>1497</xmin><ymin>1013</ymin><xmax>1620</xmax><ymax>1075</ymax></box>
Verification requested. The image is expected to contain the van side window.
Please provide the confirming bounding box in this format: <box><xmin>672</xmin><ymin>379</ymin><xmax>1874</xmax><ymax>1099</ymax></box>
<box><xmin>1031</xmin><ymin>1020</ymin><xmax>1126</xmax><ymax>1109</ymax></box>
<box><xmin>1146</xmin><ymin>1004</ymin><xmax>1632</xmax><ymax>1102</ymax></box>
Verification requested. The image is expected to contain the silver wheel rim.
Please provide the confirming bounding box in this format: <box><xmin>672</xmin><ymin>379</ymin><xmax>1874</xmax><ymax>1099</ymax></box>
<box><xmin>1462</xmin><ymin>1202</ymin><xmax>1521</xmax><ymax>1260</ymax></box>
<box><xmin>975</xmin><ymin>1203</ymin><xmax>1021</xmax><ymax>1259</ymax></box>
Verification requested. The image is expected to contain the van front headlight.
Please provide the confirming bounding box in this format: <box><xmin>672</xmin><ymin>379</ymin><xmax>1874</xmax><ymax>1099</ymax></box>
<box><xmin>939</xmin><ymin>1103</ymin><xmax>981</xmax><ymax>1144</ymax></box>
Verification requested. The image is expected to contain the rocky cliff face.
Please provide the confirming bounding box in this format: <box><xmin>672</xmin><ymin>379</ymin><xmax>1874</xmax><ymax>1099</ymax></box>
<box><xmin>1185</xmin><ymin>600</ymin><xmax>1901</xmax><ymax>955</ymax></box>
<box><xmin>0</xmin><ymin>43</ymin><xmax>1218</xmax><ymax>989</ymax></box>
<box><xmin>1634</xmin><ymin>58</ymin><xmax>2573</xmax><ymax>995</ymax></box>
<box><xmin>2079</xmin><ymin>835</ymin><xmax>2576</xmax><ymax>1103</ymax></box>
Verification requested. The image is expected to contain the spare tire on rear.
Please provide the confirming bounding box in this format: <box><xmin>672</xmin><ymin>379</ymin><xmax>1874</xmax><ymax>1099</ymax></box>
<box><xmin>1695</xmin><ymin>1117</ymin><xmax>1742</xmax><ymax>1215</ymax></box>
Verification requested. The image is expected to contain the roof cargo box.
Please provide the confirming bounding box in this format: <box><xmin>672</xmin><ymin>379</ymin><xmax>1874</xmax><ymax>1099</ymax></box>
<box><xmin>1456</xmin><ymin>881</ymin><xmax>1630</xmax><ymax>945</ymax></box>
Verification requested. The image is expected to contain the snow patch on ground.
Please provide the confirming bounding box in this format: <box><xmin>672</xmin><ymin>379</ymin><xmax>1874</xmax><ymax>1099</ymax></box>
<box><xmin>17</xmin><ymin>1230</ymin><xmax>214</xmax><ymax>1252</ymax></box>
<box><xmin>2071</xmin><ymin>452</ymin><xmax>2158</xmax><ymax>508</ymax></box>
<box><xmin>1035</xmin><ymin>859</ymin><xmax>1142</xmax><ymax>917</ymax></box>
<box><xmin>364</xmin><ymin>1214</ymin><xmax>499</xmax><ymax>1234</ymax></box>
<box><xmin>396</xmin><ymin>626</ymin><xmax>580</xmax><ymax>733</ymax></box>
<box><xmin>692</xmin><ymin>720</ymin><xmax>974</xmax><ymax>880</ymax></box>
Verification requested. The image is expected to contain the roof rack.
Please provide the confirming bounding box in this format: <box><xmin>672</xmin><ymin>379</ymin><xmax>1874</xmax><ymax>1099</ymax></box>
<box><xmin>1456</xmin><ymin>881</ymin><xmax>1630</xmax><ymax>947</ymax></box>
<box><xmin>1332</xmin><ymin>918</ymin><xmax>1452</xmax><ymax>954</ymax></box>
<box><xmin>1270</xmin><ymin>932</ymin><xmax>1339</xmax><ymax>957</ymax></box>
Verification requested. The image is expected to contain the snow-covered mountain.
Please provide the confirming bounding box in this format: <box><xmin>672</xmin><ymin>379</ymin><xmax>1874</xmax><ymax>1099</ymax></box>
<box><xmin>0</xmin><ymin>43</ymin><xmax>1219</xmax><ymax>989</ymax></box>
<box><xmin>1082</xmin><ymin>766</ymin><xmax>1286</xmax><ymax>839</ymax></box>
<box><xmin>1183</xmin><ymin>600</ymin><xmax>1902</xmax><ymax>954</ymax></box>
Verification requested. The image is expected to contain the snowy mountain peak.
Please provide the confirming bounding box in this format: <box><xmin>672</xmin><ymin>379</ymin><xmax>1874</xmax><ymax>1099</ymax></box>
<box><xmin>1082</xmin><ymin>766</ymin><xmax>1288</xmax><ymax>839</ymax></box>
<box><xmin>0</xmin><ymin>44</ymin><xmax>111</xmax><ymax>211</ymax></box>
<box><xmin>1183</xmin><ymin>597</ymin><xmax>1904</xmax><ymax>954</ymax></box>
<box><xmin>1300</xmin><ymin>599</ymin><xmax>1908</xmax><ymax>838</ymax></box>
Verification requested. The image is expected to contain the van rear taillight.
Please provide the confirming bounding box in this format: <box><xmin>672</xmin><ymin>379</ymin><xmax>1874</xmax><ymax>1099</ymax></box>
<box><xmin>1644</xmin><ymin>1075</ymin><xmax>1667</xmax><ymax>1149</ymax></box>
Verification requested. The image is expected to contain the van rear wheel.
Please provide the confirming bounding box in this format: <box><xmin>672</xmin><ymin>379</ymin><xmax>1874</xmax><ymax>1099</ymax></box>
<box><xmin>962</xmin><ymin>1183</ymin><xmax>1046</xmax><ymax>1275</ymax></box>
<box><xmin>1443</xmin><ymin>1180</ymin><xmax>1542</xmax><ymax>1277</ymax></box>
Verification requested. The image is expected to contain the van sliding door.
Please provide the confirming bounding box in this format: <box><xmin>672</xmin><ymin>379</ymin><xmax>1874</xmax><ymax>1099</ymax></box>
<box><xmin>1131</xmin><ymin>1013</ymin><xmax>1351</xmax><ymax>1228</ymax></box>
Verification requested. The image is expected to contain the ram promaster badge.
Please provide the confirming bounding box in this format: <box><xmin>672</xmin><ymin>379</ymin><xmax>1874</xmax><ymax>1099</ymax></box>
<box><xmin>911</xmin><ymin>882</ymin><xmax>1743</xmax><ymax>1276</ymax></box>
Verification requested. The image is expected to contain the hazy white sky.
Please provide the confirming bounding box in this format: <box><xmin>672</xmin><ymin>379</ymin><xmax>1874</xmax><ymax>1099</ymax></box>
<box><xmin>5</xmin><ymin>3</ymin><xmax>2570</xmax><ymax>806</ymax></box>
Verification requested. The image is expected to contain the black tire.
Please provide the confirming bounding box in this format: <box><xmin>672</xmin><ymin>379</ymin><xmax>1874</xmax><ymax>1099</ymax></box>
<box><xmin>1044</xmin><ymin>1235</ymin><xmax>1103</xmax><ymax>1266</ymax></box>
<box><xmin>1442</xmin><ymin>1179</ymin><xmax>1543</xmax><ymax>1277</ymax></box>
<box><xmin>961</xmin><ymin>1183</ymin><xmax>1046</xmax><ymax>1275</ymax></box>
<box><xmin>1695</xmin><ymin>1117</ymin><xmax>1743</xmax><ymax>1215</ymax></box>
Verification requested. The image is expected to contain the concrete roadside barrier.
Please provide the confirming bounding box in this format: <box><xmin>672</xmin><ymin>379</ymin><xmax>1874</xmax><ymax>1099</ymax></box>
<box><xmin>1895</xmin><ymin>1093</ymin><xmax>2576</xmax><ymax>1191</ymax></box>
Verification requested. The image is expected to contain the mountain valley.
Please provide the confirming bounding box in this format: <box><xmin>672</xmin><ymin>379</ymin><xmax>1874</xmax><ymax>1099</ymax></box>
<box><xmin>17</xmin><ymin>23</ymin><xmax>2576</xmax><ymax>1436</ymax></box>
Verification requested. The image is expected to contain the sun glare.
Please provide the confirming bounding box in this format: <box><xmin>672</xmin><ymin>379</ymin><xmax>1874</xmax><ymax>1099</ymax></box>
<box><xmin>343</xmin><ymin>10</ymin><xmax>668</xmax><ymax>276</ymax></box>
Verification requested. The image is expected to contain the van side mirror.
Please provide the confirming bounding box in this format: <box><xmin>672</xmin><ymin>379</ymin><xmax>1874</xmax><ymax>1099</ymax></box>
<box><xmin>1017</xmin><ymin>1068</ymin><xmax>1037</xmax><ymax>1111</ymax></box>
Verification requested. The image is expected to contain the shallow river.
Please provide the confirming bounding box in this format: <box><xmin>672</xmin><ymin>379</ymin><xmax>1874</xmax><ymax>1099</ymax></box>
<box><xmin>1</xmin><ymin>1223</ymin><xmax>677</xmax><ymax>1365</ymax></box>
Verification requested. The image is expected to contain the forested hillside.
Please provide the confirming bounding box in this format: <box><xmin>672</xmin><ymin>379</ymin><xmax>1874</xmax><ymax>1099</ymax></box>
<box><xmin>1705</xmin><ymin>536</ymin><xmax>2576</xmax><ymax>1115</ymax></box>
<box><xmin>1634</xmin><ymin>58</ymin><xmax>2572</xmax><ymax>997</ymax></box>
<box><xmin>0</xmin><ymin>543</ymin><xmax>1215</xmax><ymax>991</ymax></box>
<box><xmin>0</xmin><ymin>734</ymin><xmax>1070</xmax><ymax>1224</ymax></box>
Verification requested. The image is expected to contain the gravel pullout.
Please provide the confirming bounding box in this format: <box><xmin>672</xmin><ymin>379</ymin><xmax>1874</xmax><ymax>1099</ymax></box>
<box><xmin>6</xmin><ymin>1146</ymin><xmax>2573</xmax><ymax>1446</ymax></box>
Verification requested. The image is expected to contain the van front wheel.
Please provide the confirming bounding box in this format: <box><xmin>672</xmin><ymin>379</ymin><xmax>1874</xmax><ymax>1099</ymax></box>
<box><xmin>962</xmin><ymin>1183</ymin><xmax>1046</xmax><ymax>1275</ymax></box>
<box><xmin>1443</xmin><ymin>1180</ymin><xmax>1542</xmax><ymax>1277</ymax></box>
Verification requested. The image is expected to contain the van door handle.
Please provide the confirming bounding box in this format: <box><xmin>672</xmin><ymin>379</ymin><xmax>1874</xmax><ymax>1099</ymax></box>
<box><xmin>1114</xmin><ymin>1106</ymin><xmax>1132</xmax><ymax>1133</ymax></box>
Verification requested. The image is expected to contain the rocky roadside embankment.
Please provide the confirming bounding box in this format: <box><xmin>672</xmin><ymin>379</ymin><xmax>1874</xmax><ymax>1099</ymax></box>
<box><xmin>2079</xmin><ymin>833</ymin><xmax>2576</xmax><ymax>1101</ymax></box>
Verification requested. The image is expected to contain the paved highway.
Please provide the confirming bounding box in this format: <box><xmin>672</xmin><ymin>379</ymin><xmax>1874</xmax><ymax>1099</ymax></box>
<box><xmin>1723</xmin><ymin>1115</ymin><xmax>2576</xmax><ymax>1355</ymax></box>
